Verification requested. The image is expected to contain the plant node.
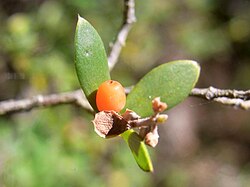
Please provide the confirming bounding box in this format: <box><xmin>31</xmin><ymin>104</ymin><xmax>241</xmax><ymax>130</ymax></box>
<box><xmin>92</xmin><ymin>97</ymin><xmax>168</xmax><ymax>147</ymax></box>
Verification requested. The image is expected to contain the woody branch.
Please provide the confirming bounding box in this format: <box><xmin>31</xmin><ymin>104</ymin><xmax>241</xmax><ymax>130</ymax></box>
<box><xmin>190</xmin><ymin>87</ymin><xmax>250</xmax><ymax>110</ymax></box>
<box><xmin>0</xmin><ymin>0</ymin><xmax>249</xmax><ymax>115</ymax></box>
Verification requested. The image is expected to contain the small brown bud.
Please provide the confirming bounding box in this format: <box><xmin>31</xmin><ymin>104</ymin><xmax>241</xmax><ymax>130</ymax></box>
<box><xmin>144</xmin><ymin>126</ymin><xmax>159</xmax><ymax>147</ymax></box>
<box><xmin>152</xmin><ymin>97</ymin><xmax>167</xmax><ymax>113</ymax></box>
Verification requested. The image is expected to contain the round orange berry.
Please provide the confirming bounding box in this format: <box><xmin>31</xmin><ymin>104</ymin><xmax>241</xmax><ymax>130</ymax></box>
<box><xmin>96</xmin><ymin>80</ymin><xmax>126</xmax><ymax>112</ymax></box>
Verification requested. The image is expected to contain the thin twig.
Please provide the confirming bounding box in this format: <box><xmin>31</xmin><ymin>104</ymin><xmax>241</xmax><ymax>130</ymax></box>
<box><xmin>190</xmin><ymin>87</ymin><xmax>250</xmax><ymax>110</ymax></box>
<box><xmin>108</xmin><ymin>0</ymin><xmax>136</xmax><ymax>71</ymax></box>
<box><xmin>190</xmin><ymin>87</ymin><xmax>250</xmax><ymax>100</ymax></box>
<box><xmin>0</xmin><ymin>89</ymin><xmax>92</xmax><ymax>115</ymax></box>
<box><xmin>1</xmin><ymin>87</ymin><xmax>249</xmax><ymax>115</ymax></box>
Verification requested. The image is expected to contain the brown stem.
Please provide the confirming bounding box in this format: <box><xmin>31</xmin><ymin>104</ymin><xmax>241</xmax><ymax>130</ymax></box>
<box><xmin>190</xmin><ymin>87</ymin><xmax>250</xmax><ymax>110</ymax></box>
<box><xmin>1</xmin><ymin>87</ymin><xmax>250</xmax><ymax>115</ymax></box>
<box><xmin>190</xmin><ymin>87</ymin><xmax>250</xmax><ymax>100</ymax></box>
<box><xmin>129</xmin><ymin>117</ymin><xmax>153</xmax><ymax>128</ymax></box>
<box><xmin>0</xmin><ymin>89</ymin><xmax>92</xmax><ymax>115</ymax></box>
<box><xmin>108</xmin><ymin>0</ymin><xmax>136</xmax><ymax>71</ymax></box>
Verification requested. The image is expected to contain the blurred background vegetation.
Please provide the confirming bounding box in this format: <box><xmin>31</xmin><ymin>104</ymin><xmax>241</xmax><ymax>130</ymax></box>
<box><xmin>0</xmin><ymin>0</ymin><xmax>250</xmax><ymax>186</ymax></box>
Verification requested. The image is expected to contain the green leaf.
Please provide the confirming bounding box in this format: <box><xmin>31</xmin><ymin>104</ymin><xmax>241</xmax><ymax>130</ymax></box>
<box><xmin>75</xmin><ymin>15</ymin><xmax>110</xmax><ymax>111</ymax></box>
<box><xmin>121</xmin><ymin>60</ymin><xmax>200</xmax><ymax>172</ymax></box>
<box><xmin>121</xmin><ymin>130</ymin><xmax>153</xmax><ymax>172</ymax></box>
<box><xmin>125</xmin><ymin>60</ymin><xmax>200</xmax><ymax>117</ymax></box>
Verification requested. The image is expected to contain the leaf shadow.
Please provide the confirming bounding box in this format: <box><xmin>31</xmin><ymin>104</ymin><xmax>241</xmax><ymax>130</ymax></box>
<box><xmin>87</xmin><ymin>90</ymin><xmax>98</xmax><ymax>112</ymax></box>
<box><xmin>128</xmin><ymin>132</ymin><xmax>143</xmax><ymax>156</ymax></box>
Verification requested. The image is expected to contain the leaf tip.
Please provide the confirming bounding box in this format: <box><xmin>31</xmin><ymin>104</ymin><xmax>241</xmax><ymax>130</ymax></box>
<box><xmin>145</xmin><ymin>161</ymin><xmax>154</xmax><ymax>172</ymax></box>
<box><xmin>77</xmin><ymin>14</ymin><xmax>88</xmax><ymax>25</ymax></box>
<box><xmin>191</xmin><ymin>60</ymin><xmax>201</xmax><ymax>79</ymax></box>
<box><xmin>141</xmin><ymin>158</ymin><xmax>154</xmax><ymax>172</ymax></box>
<box><xmin>77</xmin><ymin>14</ymin><xmax>82</xmax><ymax>22</ymax></box>
<box><xmin>190</xmin><ymin>60</ymin><xmax>201</xmax><ymax>72</ymax></box>
<box><xmin>183</xmin><ymin>60</ymin><xmax>201</xmax><ymax>80</ymax></box>
<box><xmin>185</xmin><ymin>60</ymin><xmax>200</xmax><ymax>69</ymax></box>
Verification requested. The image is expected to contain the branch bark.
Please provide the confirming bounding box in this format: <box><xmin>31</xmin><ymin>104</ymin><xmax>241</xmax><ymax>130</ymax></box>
<box><xmin>190</xmin><ymin>87</ymin><xmax>250</xmax><ymax>110</ymax></box>
<box><xmin>1</xmin><ymin>87</ymin><xmax>250</xmax><ymax>115</ymax></box>
<box><xmin>0</xmin><ymin>89</ymin><xmax>92</xmax><ymax>115</ymax></box>
<box><xmin>108</xmin><ymin>0</ymin><xmax>136</xmax><ymax>71</ymax></box>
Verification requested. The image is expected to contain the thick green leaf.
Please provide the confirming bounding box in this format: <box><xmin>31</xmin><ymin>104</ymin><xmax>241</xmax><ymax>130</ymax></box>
<box><xmin>121</xmin><ymin>130</ymin><xmax>153</xmax><ymax>172</ymax></box>
<box><xmin>120</xmin><ymin>60</ymin><xmax>200</xmax><ymax>172</ymax></box>
<box><xmin>75</xmin><ymin>15</ymin><xmax>110</xmax><ymax>111</ymax></box>
<box><xmin>125</xmin><ymin>60</ymin><xmax>200</xmax><ymax>117</ymax></box>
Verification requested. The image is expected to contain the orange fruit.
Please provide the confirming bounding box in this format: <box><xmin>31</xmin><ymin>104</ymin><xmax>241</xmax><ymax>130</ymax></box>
<box><xmin>96</xmin><ymin>80</ymin><xmax>126</xmax><ymax>112</ymax></box>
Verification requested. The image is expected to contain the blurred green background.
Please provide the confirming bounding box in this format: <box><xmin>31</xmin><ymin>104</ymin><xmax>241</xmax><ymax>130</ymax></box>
<box><xmin>0</xmin><ymin>0</ymin><xmax>250</xmax><ymax>186</ymax></box>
